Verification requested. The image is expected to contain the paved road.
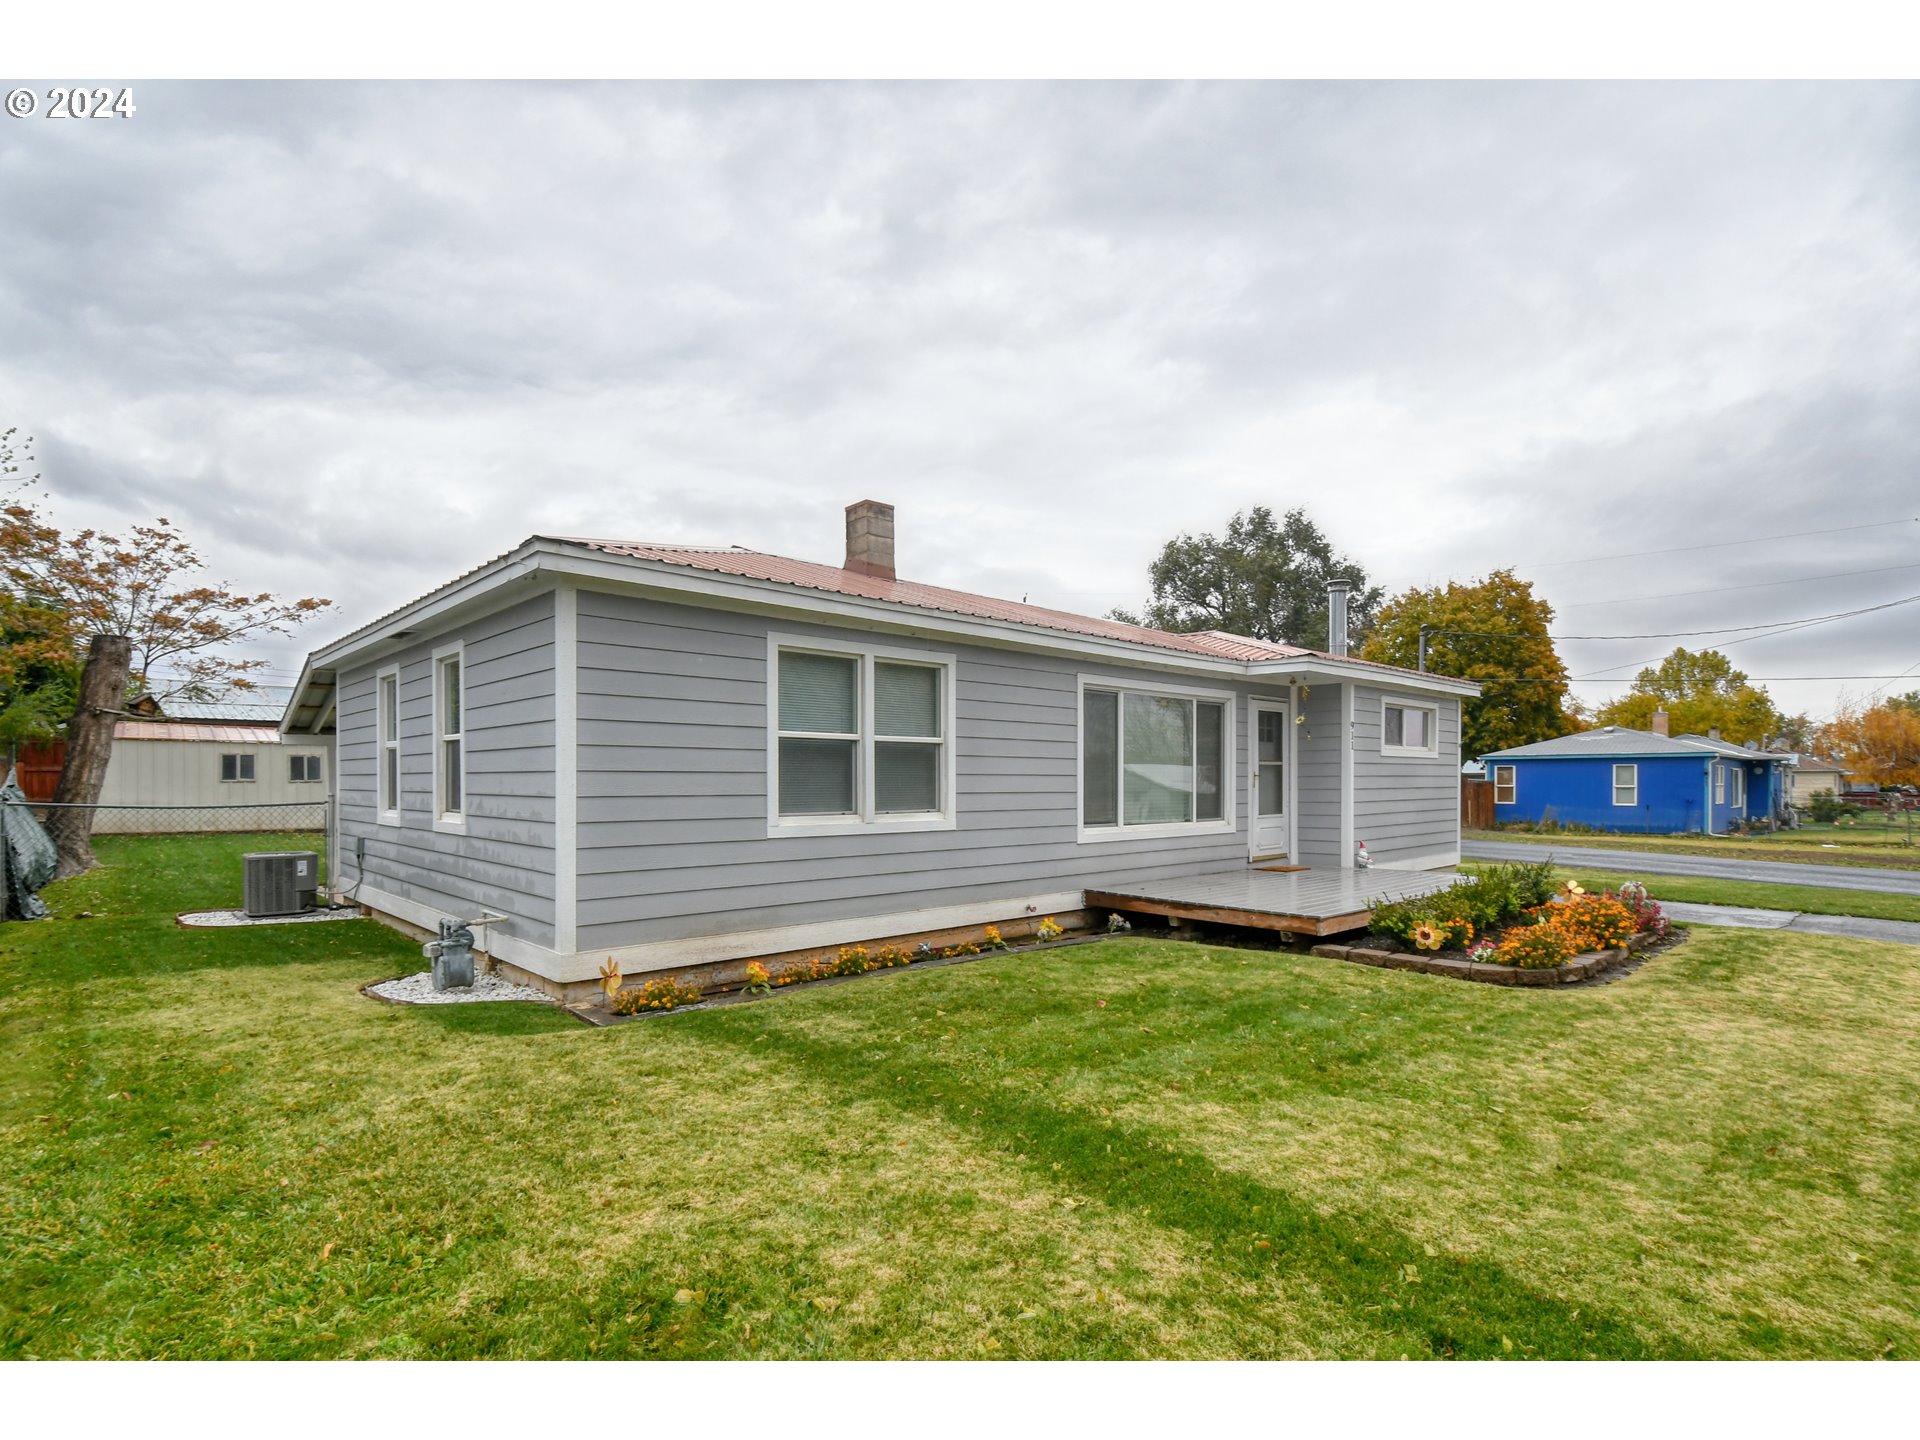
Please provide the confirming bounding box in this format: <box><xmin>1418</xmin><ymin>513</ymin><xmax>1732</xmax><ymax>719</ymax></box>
<box><xmin>1659</xmin><ymin>901</ymin><xmax>1920</xmax><ymax>947</ymax></box>
<box><xmin>1462</xmin><ymin>838</ymin><xmax>1920</xmax><ymax>898</ymax></box>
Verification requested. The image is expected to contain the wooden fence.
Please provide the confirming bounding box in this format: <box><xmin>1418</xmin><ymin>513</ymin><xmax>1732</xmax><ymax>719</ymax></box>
<box><xmin>1460</xmin><ymin>777</ymin><xmax>1494</xmax><ymax>830</ymax></box>
<box><xmin>12</xmin><ymin>742</ymin><xmax>65</xmax><ymax>802</ymax></box>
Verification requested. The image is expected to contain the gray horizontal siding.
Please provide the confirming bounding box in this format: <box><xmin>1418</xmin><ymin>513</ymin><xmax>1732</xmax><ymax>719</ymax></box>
<box><xmin>1293</xmin><ymin>681</ymin><xmax>1344</xmax><ymax>863</ymax></box>
<box><xmin>574</xmin><ymin>591</ymin><xmax>1263</xmax><ymax>952</ymax></box>
<box><xmin>335</xmin><ymin>592</ymin><xmax>558</xmax><ymax>944</ymax></box>
<box><xmin>1352</xmin><ymin>685</ymin><xmax>1461</xmax><ymax>865</ymax></box>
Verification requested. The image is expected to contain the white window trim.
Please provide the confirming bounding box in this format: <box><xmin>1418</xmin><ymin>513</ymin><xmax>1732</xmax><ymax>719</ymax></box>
<box><xmin>1493</xmin><ymin>764</ymin><xmax>1517</xmax><ymax>805</ymax></box>
<box><xmin>1612</xmin><ymin>763</ymin><xmax>1639</xmax><ymax>807</ymax></box>
<box><xmin>219</xmin><ymin>752</ymin><xmax>256</xmax><ymax>783</ymax></box>
<box><xmin>1731</xmin><ymin>765</ymin><xmax>1745</xmax><ymax>808</ymax></box>
<box><xmin>432</xmin><ymin>641</ymin><xmax>467</xmax><ymax>834</ymax></box>
<box><xmin>766</xmin><ymin>632</ymin><xmax>959</xmax><ymax>838</ymax></box>
<box><xmin>1379</xmin><ymin>696</ymin><xmax>1441</xmax><ymax>759</ymax></box>
<box><xmin>1075</xmin><ymin>674</ymin><xmax>1238</xmax><ymax>845</ymax></box>
<box><xmin>1714</xmin><ymin>764</ymin><xmax>1727</xmax><ymax>804</ymax></box>
<box><xmin>376</xmin><ymin>664</ymin><xmax>401</xmax><ymax>827</ymax></box>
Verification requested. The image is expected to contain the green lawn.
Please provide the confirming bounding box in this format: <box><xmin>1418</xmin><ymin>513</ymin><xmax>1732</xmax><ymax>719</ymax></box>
<box><xmin>4</xmin><ymin>836</ymin><xmax>1918</xmax><ymax>1359</ymax></box>
<box><xmin>1466</xmin><ymin>825</ymin><xmax>1920</xmax><ymax>871</ymax></box>
<box><xmin>1461</xmin><ymin>862</ymin><xmax>1920</xmax><ymax>925</ymax></box>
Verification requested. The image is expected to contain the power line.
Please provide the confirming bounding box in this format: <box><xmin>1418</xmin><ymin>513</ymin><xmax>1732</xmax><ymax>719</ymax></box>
<box><xmin>1556</xmin><ymin>559</ymin><xmax>1920</xmax><ymax>609</ymax></box>
<box><xmin>1510</xmin><ymin>515</ymin><xmax>1918</xmax><ymax>571</ymax></box>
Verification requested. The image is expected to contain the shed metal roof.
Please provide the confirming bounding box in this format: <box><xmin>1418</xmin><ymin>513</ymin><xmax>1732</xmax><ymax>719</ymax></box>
<box><xmin>114</xmin><ymin>721</ymin><xmax>288</xmax><ymax>744</ymax></box>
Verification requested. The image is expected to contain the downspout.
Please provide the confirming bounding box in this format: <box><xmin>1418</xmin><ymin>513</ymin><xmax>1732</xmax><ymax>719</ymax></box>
<box><xmin>1703</xmin><ymin>760</ymin><xmax>1715</xmax><ymax>836</ymax></box>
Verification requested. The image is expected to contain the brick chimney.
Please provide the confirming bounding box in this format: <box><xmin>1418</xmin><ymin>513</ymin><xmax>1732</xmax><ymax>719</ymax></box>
<box><xmin>1651</xmin><ymin>709</ymin><xmax>1669</xmax><ymax>737</ymax></box>
<box><xmin>844</xmin><ymin>500</ymin><xmax>895</xmax><ymax>581</ymax></box>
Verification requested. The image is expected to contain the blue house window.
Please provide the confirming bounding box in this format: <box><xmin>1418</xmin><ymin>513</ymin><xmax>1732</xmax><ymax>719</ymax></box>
<box><xmin>1493</xmin><ymin>765</ymin><xmax>1515</xmax><ymax>805</ymax></box>
<box><xmin>1612</xmin><ymin>764</ymin><xmax>1637</xmax><ymax>807</ymax></box>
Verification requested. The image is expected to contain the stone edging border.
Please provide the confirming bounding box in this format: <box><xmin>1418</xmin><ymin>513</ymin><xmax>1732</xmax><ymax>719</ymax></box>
<box><xmin>1309</xmin><ymin>928</ymin><xmax>1665</xmax><ymax>986</ymax></box>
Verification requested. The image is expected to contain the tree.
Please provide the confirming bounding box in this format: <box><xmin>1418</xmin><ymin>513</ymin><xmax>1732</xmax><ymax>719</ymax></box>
<box><xmin>1886</xmin><ymin>690</ymin><xmax>1920</xmax><ymax>717</ymax></box>
<box><xmin>1360</xmin><ymin>569</ymin><xmax>1573</xmax><ymax>758</ymax></box>
<box><xmin>1821</xmin><ymin>700</ymin><xmax>1920</xmax><ymax>786</ymax></box>
<box><xmin>1108</xmin><ymin>506</ymin><xmax>1381</xmax><ymax>652</ymax></box>
<box><xmin>1590</xmin><ymin>648</ymin><xmax>1783</xmax><ymax>746</ymax></box>
<box><xmin>1772</xmin><ymin>711</ymin><xmax>1817</xmax><ymax>754</ymax></box>
<box><xmin>1</xmin><ymin>506</ymin><xmax>330</xmax><ymax>876</ymax></box>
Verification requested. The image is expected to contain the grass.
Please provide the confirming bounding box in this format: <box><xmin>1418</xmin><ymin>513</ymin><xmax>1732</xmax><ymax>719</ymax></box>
<box><xmin>1460</xmin><ymin>862</ymin><xmax>1920</xmax><ymax>924</ymax></box>
<box><xmin>1466</xmin><ymin>825</ymin><xmax>1920</xmax><ymax>871</ymax></box>
<box><xmin>4</xmin><ymin>835</ymin><xmax>1918</xmax><ymax>1359</ymax></box>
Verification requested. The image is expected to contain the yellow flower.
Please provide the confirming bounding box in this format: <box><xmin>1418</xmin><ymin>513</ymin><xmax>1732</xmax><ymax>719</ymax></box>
<box><xmin>1411</xmin><ymin>921</ymin><xmax>1442</xmax><ymax>951</ymax></box>
<box><xmin>1563</xmin><ymin>880</ymin><xmax>1586</xmax><ymax>897</ymax></box>
<box><xmin>598</xmin><ymin>956</ymin><xmax>622</xmax><ymax>998</ymax></box>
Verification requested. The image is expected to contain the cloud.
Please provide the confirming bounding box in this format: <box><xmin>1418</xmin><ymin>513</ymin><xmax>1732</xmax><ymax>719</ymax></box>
<box><xmin>2</xmin><ymin>80</ymin><xmax>1916</xmax><ymax>716</ymax></box>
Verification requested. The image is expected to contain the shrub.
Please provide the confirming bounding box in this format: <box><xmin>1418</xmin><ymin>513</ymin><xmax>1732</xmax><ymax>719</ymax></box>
<box><xmin>1368</xmin><ymin>896</ymin><xmax>1473</xmax><ymax>951</ymax></box>
<box><xmin>609</xmin><ymin>975</ymin><xmax>703</xmax><ymax>1014</ymax></box>
<box><xmin>1458</xmin><ymin>866</ymin><xmax>1524</xmax><ymax>930</ymax></box>
<box><xmin>1512</xmin><ymin>858</ymin><xmax>1559</xmax><ymax>908</ymax></box>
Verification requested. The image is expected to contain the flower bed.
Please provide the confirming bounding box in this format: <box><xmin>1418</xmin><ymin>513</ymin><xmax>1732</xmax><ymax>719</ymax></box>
<box><xmin>587</xmin><ymin>917</ymin><xmax>1088</xmax><ymax>1022</ymax></box>
<box><xmin>1334</xmin><ymin>865</ymin><xmax>1673</xmax><ymax>985</ymax></box>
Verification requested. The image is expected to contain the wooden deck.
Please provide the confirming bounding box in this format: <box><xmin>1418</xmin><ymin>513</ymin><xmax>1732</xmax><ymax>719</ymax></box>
<box><xmin>1087</xmin><ymin>865</ymin><xmax>1469</xmax><ymax>937</ymax></box>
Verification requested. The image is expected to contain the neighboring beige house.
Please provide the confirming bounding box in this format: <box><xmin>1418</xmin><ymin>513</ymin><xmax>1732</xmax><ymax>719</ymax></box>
<box><xmin>1784</xmin><ymin>754</ymin><xmax>1848</xmax><ymax>809</ymax></box>
<box><xmin>94</xmin><ymin>695</ymin><xmax>332</xmax><ymax>832</ymax></box>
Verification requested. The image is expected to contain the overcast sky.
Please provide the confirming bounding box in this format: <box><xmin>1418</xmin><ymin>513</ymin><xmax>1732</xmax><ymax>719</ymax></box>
<box><xmin>3</xmin><ymin>80</ymin><xmax>1916</xmax><ymax>721</ymax></box>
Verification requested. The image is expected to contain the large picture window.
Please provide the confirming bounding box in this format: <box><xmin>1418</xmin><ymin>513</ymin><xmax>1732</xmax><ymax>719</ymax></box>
<box><xmin>771</xmin><ymin>639</ymin><xmax>954</xmax><ymax>830</ymax></box>
<box><xmin>1081</xmin><ymin>683</ymin><xmax>1229</xmax><ymax>835</ymax></box>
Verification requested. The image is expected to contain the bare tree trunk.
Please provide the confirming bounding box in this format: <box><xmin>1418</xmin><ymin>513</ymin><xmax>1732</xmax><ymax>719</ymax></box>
<box><xmin>47</xmin><ymin>634</ymin><xmax>132</xmax><ymax>879</ymax></box>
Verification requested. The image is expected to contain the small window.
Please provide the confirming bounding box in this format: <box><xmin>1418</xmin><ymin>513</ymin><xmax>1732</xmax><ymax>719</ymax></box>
<box><xmin>435</xmin><ymin>651</ymin><xmax>464</xmax><ymax>824</ymax></box>
<box><xmin>290</xmin><ymin>754</ymin><xmax>323</xmax><ymax>784</ymax></box>
<box><xmin>220</xmin><ymin>753</ymin><xmax>256</xmax><ymax>783</ymax></box>
<box><xmin>1612</xmin><ymin>763</ymin><xmax>1638</xmax><ymax>807</ymax></box>
<box><xmin>1382</xmin><ymin>700</ymin><xmax>1439</xmax><ymax>756</ymax></box>
<box><xmin>1714</xmin><ymin>765</ymin><xmax>1726</xmax><ymax>803</ymax></box>
<box><xmin>1731</xmin><ymin>766</ymin><xmax>1745</xmax><ymax>808</ymax></box>
<box><xmin>377</xmin><ymin>669</ymin><xmax>400</xmax><ymax>818</ymax></box>
<box><xmin>1493</xmin><ymin>764</ymin><xmax>1516</xmax><ymax>805</ymax></box>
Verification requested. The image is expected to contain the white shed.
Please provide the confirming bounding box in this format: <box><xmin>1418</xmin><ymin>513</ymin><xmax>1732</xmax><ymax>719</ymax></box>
<box><xmin>95</xmin><ymin>720</ymin><xmax>333</xmax><ymax>832</ymax></box>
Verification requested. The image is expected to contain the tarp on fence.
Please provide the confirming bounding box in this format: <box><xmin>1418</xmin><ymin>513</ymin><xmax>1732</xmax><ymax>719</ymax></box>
<box><xmin>1</xmin><ymin>767</ymin><xmax>58</xmax><ymax>920</ymax></box>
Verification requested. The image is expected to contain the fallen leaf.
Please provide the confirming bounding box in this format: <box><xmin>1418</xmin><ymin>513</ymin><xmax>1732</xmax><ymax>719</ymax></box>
<box><xmin>321</xmin><ymin>1242</ymin><xmax>334</xmax><ymax>1261</ymax></box>
<box><xmin>674</xmin><ymin>1288</ymin><xmax>695</xmax><ymax>1304</ymax></box>
<box><xmin>1501</xmin><ymin>1336</ymin><xmax>1514</xmax><ymax>1353</ymax></box>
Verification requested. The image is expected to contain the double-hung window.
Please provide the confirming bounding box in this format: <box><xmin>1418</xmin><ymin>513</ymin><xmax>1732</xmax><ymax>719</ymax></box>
<box><xmin>771</xmin><ymin>638</ymin><xmax>954</xmax><ymax>831</ymax></box>
<box><xmin>1381</xmin><ymin>699</ymin><xmax>1439</xmax><ymax>757</ymax></box>
<box><xmin>377</xmin><ymin>668</ymin><xmax>400</xmax><ymax>822</ymax></box>
<box><xmin>1493</xmin><ymin>764</ymin><xmax>1516</xmax><ymax>805</ymax></box>
<box><xmin>1730</xmin><ymin>765</ymin><xmax>1745</xmax><ymax>808</ymax></box>
<box><xmin>1612</xmin><ymin>763</ymin><xmax>1638</xmax><ymax>807</ymax></box>
<box><xmin>1714</xmin><ymin>764</ymin><xmax>1727</xmax><ymax>804</ymax></box>
<box><xmin>434</xmin><ymin>648</ymin><xmax>465</xmax><ymax>829</ymax></box>
<box><xmin>1080</xmin><ymin>681</ymin><xmax>1230</xmax><ymax>838</ymax></box>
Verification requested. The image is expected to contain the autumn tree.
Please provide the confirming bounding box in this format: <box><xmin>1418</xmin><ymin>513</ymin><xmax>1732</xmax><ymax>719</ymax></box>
<box><xmin>1109</xmin><ymin>506</ymin><xmax>1381</xmax><ymax>652</ymax></box>
<box><xmin>1591</xmin><ymin>648</ymin><xmax>1783</xmax><ymax>747</ymax></box>
<box><xmin>1360</xmin><ymin>569</ymin><xmax>1573</xmax><ymax>758</ymax></box>
<box><xmin>1821</xmin><ymin>700</ymin><xmax>1920</xmax><ymax>787</ymax></box>
<box><xmin>0</xmin><ymin>506</ymin><xmax>330</xmax><ymax>875</ymax></box>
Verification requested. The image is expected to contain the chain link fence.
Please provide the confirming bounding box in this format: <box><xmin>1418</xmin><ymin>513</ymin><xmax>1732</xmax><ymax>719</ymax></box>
<box><xmin>25</xmin><ymin>800</ymin><xmax>330</xmax><ymax>837</ymax></box>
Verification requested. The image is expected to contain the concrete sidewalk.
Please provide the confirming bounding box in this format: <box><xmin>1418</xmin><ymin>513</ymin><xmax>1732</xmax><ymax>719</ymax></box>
<box><xmin>1661</xmin><ymin>901</ymin><xmax>1920</xmax><ymax>947</ymax></box>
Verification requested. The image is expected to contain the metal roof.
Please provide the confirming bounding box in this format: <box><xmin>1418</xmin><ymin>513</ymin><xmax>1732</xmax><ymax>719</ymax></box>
<box><xmin>114</xmin><ymin>720</ymin><xmax>287</xmax><ymax>744</ymax></box>
<box><xmin>1482</xmin><ymin>727</ymin><xmax>1792</xmax><ymax>762</ymax></box>
<box><xmin>161</xmin><ymin>694</ymin><xmax>291</xmax><ymax>724</ymax></box>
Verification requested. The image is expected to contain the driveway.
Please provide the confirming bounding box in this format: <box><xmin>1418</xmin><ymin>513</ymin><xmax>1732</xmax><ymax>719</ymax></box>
<box><xmin>1461</xmin><ymin>838</ymin><xmax>1920</xmax><ymax>898</ymax></box>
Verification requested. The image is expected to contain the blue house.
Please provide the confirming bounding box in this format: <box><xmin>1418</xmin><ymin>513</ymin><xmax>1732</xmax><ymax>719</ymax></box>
<box><xmin>1480</xmin><ymin>726</ymin><xmax>1790</xmax><ymax>834</ymax></box>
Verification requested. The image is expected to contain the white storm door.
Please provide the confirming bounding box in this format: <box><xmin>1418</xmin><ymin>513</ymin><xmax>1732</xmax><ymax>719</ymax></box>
<box><xmin>1251</xmin><ymin>700</ymin><xmax>1290</xmax><ymax>858</ymax></box>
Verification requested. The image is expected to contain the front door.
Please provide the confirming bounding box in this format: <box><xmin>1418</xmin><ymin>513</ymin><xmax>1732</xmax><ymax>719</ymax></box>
<box><xmin>1251</xmin><ymin>700</ymin><xmax>1290</xmax><ymax>859</ymax></box>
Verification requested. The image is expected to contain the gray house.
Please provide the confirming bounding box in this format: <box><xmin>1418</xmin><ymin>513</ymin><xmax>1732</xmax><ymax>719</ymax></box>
<box><xmin>283</xmin><ymin>502</ymin><xmax>1476</xmax><ymax>996</ymax></box>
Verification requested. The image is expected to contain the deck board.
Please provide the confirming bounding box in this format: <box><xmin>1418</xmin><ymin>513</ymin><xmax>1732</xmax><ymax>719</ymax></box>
<box><xmin>1087</xmin><ymin>865</ymin><xmax>1468</xmax><ymax>937</ymax></box>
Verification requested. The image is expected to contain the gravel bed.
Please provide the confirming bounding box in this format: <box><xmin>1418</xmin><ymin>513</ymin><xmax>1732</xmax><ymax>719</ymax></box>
<box><xmin>367</xmin><ymin>970</ymin><xmax>557</xmax><ymax>1006</ymax></box>
<box><xmin>178</xmin><ymin>907</ymin><xmax>364</xmax><ymax>928</ymax></box>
